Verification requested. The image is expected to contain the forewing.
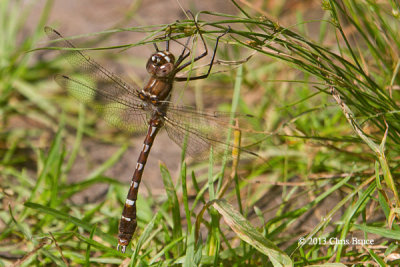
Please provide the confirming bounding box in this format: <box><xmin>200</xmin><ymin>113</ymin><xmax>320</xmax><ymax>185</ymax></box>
<box><xmin>55</xmin><ymin>75</ymin><xmax>149</xmax><ymax>133</ymax></box>
<box><xmin>45</xmin><ymin>26</ymin><xmax>149</xmax><ymax>133</ymax></box>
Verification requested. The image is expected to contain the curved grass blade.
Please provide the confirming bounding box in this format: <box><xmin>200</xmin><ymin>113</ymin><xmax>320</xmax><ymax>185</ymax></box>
<box><xmin>212</xmin><ymin>199</ymin><xmax>292</xmax><ymax>267</ymax></box>
<box><xmin>130</xmin><ymin>212</ymin><xmax>161</xmax><ymax>266</ymax></box>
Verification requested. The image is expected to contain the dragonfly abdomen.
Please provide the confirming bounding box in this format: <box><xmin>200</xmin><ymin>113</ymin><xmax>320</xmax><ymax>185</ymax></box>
<box><xmin>117</xmin><ymin>117</ymin><xmax>162</xmax><ymax>253</ymax></box>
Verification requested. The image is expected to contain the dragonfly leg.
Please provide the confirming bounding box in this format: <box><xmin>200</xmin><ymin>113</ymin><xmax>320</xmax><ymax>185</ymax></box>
<box><xmin>174</xmin><ymin>36</ymin><xmax>192</xmax><ymax>66</ymax></box>
<box><xmin>174</xmin><ymin>26</ymin><xmax>229</xmax><ymax>81</ymax></box>
<box><xmin>173</xmin><ymin>11</ymin><xmax>230</xmax><ymax>81</ymax></box>
<box><xmin>166</xmin><ymin>25</ymin><xmax>172</xmax><ymax>51</ymax></box>
<box><xmin>173</xmin><ymin>11</ymin><xmax>209</xmax><ymax>73</ymax></box>
<box><xmin>153</xmin><ymin>24</ymin><xmax>173</xmax><ymax>52</ymax></box>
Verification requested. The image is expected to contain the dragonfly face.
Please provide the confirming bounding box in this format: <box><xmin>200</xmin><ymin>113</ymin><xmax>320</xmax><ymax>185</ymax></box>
<box><xmin>146</xmin><ymin>51</ymin><xmax>176</xmax><ymax>78</ymax></box>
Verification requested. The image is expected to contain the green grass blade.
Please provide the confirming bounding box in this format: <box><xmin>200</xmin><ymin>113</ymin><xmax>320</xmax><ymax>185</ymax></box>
<box><xmin>159</xmin><ymin>163</ymin><xmax>183</xmax><ymax>254</ymax></box>
<box><xmin>212</xmin><ymin>199</ymin><xmax>292</xmax><ymax>267</ymax></box>
<box><xmin>85</xmin><ymin>223</ymin><xmax>97</xmax><ymax>267</ymax></box>
<box><xmin>130</xmin><ymin>211</ymin><xmax>161</xmax><ymax>266</ymax></box>
<box><xmin>354</xmin><ymin>224</ymin><xmax>400</xmax><ymax>240</ymax></box>
<box><xmin>27</xmin><ymin>122</ymin><xmax>64</xmax><ymax>204</ymax></box>
<box><xmin>24</xmin><ymin>202</ymin><xmax>115</xmax><ymax>244</ymax></box>
<box><xmin>181</xmin><ymin>162</ymin><xmax>192</xmax><ymax>233</ymax></box>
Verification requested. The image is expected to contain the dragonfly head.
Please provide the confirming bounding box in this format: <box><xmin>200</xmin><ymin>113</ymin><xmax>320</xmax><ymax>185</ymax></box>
<box><xmin>146</xmin><ymin>51</ymin><xmax>175</xmax><ymax>78</ymax></box>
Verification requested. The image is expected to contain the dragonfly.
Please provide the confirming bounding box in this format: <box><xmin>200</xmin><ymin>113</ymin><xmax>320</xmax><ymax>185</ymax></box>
<box><xmin>45</xmin><ymin>17</ymin><xmax>254</xmax><ymax>253</ymax></box>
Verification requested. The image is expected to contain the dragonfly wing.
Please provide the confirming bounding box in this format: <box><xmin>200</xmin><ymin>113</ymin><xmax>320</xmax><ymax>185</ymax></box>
<box><xmin>46</xmin><ymin>27</ymin><xmax>149</xmax><ymax>133</ymax></box>
<box><xmin>55</xmin><ymin>75</ymin><xmax>149</xmax><ymax>133</ymax></box>
<box><xmin>163</xmin><ymin>105</ymin><xmax>241</xmax><ymax>159</ymax></box>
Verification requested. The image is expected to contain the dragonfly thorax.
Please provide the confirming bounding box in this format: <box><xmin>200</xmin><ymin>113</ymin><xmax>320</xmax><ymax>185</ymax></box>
<box><xmin>146</xmin><ymin>51</ymin><xmax>176</xmax><ymax>78</ymax></box>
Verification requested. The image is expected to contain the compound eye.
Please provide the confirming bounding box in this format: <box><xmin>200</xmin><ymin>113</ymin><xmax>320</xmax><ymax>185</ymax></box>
<box><xmin>151</xmin><ymin>55</ymin><xmax>161</xmax><ymax>64</ymax></box>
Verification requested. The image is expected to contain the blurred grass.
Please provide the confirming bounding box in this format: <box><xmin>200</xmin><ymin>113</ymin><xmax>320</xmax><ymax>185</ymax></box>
<box><xmin>1</xmin><ymin>0</ymin><xmax>400</xmax><ymax>266</ymax></box>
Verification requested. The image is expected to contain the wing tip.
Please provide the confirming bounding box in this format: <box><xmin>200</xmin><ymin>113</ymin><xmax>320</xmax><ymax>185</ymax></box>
<box><xmin>44</xmin><ymin>26</ymin><xmax>63</xmax><ymax>39</ymax></box>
